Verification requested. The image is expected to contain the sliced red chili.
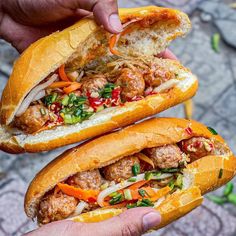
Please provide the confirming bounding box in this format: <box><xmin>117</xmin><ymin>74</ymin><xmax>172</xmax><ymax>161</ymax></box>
<box><xmin>185</xmin><ymin>127</ymin><xmax>193</xmax><ymax>135</ymax></box>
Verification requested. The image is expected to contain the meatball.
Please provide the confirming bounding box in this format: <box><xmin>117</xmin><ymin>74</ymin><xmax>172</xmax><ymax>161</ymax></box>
<box><xmin>102</xmin><ymin>156</ymin><xmax>140</xmax><ymax>182</ymax></box>
<box><xmin>144</xmin><ymin>63</ymin><xmax>174</xmax><ymax>87</ymax></box>
<box><xmin>67</xmin><ymin>170</ymin><xmax>102</xmax><ymax>190</ymax></box>
<box><xmin>38</xmin><ymin>191</ymin><xmax>78</xmax><ymax>224</ymax></box>
<box><xmin>115</xmin><ymin>68</ymin><xmax>145</xmax><ymax>100</ymax></box>
<box><xmin>14</xmin><ymin>105</ymin><xmax>50</xmax><ymax>134</ymax></box>
<box><xmin>145</xmin><ymin>144</ymin><xmax>183</xmax><ymax>169</ymax></box>
<box><xmin>180</xmin><ymin>137</ymin><xmax>214</xmax><ymax>161</ymax></box>
<box><xmin>81</xmin><ymin>74</ymin><xmax>107</xmax><ymax>95</ymax></box>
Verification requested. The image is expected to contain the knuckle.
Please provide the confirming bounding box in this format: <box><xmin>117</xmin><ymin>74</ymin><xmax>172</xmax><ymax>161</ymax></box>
<box><xmin>117</xmin><ymin>215</ymin><xmax>140</xmax><ymax>236</ymax></box>
<box><xmin>121</xmin><ymin>224</ymin><xmax>140</xmax><ymax>236</ymax></box>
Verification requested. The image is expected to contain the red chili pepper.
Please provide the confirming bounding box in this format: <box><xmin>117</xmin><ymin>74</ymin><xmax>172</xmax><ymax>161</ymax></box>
<box><xmin>50</xmin><ymin>102</ymin><xmax>62</xmax><ymax>114</ymax></box>
<box><xmin>57</xmin><ymin>115</ymin><xmax>64</xmax><ymax>123</ymax></box>
<box><xmin>88</xmin><ymin>97</ymin><xmax>104</xmax><ymax>110</ymax></box>
<box><xmin>194</xmin><ymin>141</ymin><xmax>201</xmax><ymax>148</ymax></box>
<box><xmin>209</xmin><ymin>143</ymin><xmax>214</xmax><ymax>150</ymax></box>
<box><xmin>87</xmin><ymin>197</ymin><xmax>97</xmax><ymax>203</ymax></box>
<box><xmin>185</xmin><ymin>127</ymin><xmax>193</xmax><ymax>135</ymax></box>
<box><xmin>112</xmin><ymin>88</ymin><xmax>121</xmax><ymax>100</ymax></box>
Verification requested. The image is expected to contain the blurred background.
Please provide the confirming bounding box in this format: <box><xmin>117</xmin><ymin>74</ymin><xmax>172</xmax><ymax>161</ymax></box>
<box><xmin>0</xmin><ymin>0</ymin><xmax>236</xmax><ymax>235</ymax></box>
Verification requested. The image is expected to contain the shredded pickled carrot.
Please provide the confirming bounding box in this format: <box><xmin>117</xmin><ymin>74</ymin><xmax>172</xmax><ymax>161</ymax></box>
<box><xmin>150</xmin><ymin>186</ymin><xmax>171</xmax><ymax>202</ymax></box>
<box><xmin>57</xmin><ymin>183</ymin><xmax>99</xmax><ymax>203</ymax></box>
<box><xmin>63</xmin><ymin>82</ymin><xmax>81</xmax><ymax>94</ymax></box>
<box><xmin>109</xmin><ymin>35</ymin><xmax>121</xmax><ymax>56</ymax></box>
<box><xmin>48</xmin><ymin>81</ymin><xmax>73</xmax><ymax>88</ymax></box>
<box><xmin>59</xmin><ymin>64</ymin><xmax>70</xmax><ymax>81</ymax></box>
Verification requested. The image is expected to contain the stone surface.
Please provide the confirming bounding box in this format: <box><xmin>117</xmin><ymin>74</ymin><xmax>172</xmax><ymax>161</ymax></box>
<box><xmin>0</xmin><ymin>0</ymin><xmax>236</xmax><ymax>235</ymax></box>
<box><xmin>198</xmin><ymin>1</ymin><xmax>236</xmax><ymax>48</ymax></box>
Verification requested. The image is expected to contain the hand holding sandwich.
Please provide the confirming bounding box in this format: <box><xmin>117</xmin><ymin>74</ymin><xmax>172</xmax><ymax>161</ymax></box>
<box><xmin>0</xmin><ymin>0</ymin><xmax>123</xmax><ymax>52</ymax></box>
<box><xmin>25</xmin><ymin>208</ymin><xmax>161</xmax><ymax>236</ymax></box>
<box><xmin>0</xmin><ymin>0</ymin><xmax>177</xmax><ymax>60</ymax></box>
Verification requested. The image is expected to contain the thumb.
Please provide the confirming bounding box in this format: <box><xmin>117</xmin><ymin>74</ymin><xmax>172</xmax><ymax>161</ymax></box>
<box><xmin>83</xmin><ymin>208</ymin><xmax>161</xmax><ymax>236</ymax></box>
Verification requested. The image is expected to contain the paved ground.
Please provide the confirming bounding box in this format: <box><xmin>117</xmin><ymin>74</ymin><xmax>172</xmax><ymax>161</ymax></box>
<box><xmin>0</xmin><ymin>0</ymin><xmax>236</xmax><ymax>235</ymax></box>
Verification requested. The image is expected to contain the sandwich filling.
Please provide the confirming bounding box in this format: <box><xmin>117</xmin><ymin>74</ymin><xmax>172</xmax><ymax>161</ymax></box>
<box><xmin>13</xmin><ymin>56</ymin><xmax>184</xmax><ymax>134</ymax></box>
<box><xmin>37</xmin><ymin>134</ymin><xmax>230</xmax><ymax>224</ymax></box>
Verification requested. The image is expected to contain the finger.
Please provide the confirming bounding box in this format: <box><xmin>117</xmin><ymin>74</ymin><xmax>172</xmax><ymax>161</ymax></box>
<box><xmin>81</xmin><ymin>208</ymin><xmax>161</xmax><ymax>236</ymax></box>
<box><xmin>92</xmin><ymin>0</ymin><xmax>123</xmax><ymax>33</ymax></box>
<box><xmin>64</xmin><ymin>0</ymin><xmax>122</xmax><ymax>33</ymax></box>
<box><xmin>158</xmin><ymin>49</ymin><xmax>178</xmax><ymax>60</ymax></box>
<box><xmin>24</xmin><ymin>220</ymin><xmax>84</xmax><ymax>236</ymax></box>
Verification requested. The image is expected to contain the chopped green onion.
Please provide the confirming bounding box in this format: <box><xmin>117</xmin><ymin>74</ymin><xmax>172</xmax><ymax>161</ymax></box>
<box><xmin>68</xmin><ymin>93</ymin><xmax>77</xmax><ymax>104</ymax></box>
<box><xmin>73</xmin><ymin>96</ymin><xmax>87</xmax><ymax>106</ymax></box>
<box><xmin>175</xmin><ymin>174</ymin><xmax>183</xmax><ymax>189</ymax></box>
<box><xmin>43</xmin><ymin>94</ymin><xmax>54</xmax><ymax>106</ymax></box>
<box><xmin>212</xmin><ymin>33</ymin><xmax>220</xmax><ymax>53</ymax></box>
<box><xmin>126</xmin><ymin>203</ymin><xmax>137</xmax><ymax>209</ymax></box>
<box><xmin>132</xmin><ymin>164</ymin><xmax>140</xmax><ymax>176</ymax></box>
<box><xmin>61</xmin><ymin>95</ymin><xmax>69</xmax><ymax>106</ymax></box>
<box><xmin>207</xmin><ymin>195</ymin><xmax>227</xmax><ymax>205</ymax></box>
<box><xmin>224</xmin><ymin>182</ymin><xmax>234</xmax><ymax>197</ymax></box>
<box><xmin>207</xmin><ymin>126</ymin><xmax>218</xmax><ymax>135</ymax></box>
<box><xmin>228</xmin><ymin>193</ymin><xmax>236</xmax><ymax>205</ymax></box>
<box><xmin>109</xmin><ymin>192</ymin><xmax>119</xmax><ymax>198</ymax></box>
<box><xmin>218</xmin><ymin>168</ymin><xmax>223</xmax><ymax>179</ymax></box>
<box><xmin>168</xmin><ymin>179</ymin><xmax>175</xmax><ymax>190</ymax></box>
<box><xmin>51</xmin><ymin>93</ymin><xmax>58</xmax><ymax>103</ymax></box>
<box><xmin>142</xmin><ymin>199</ymin><xmax>154</xmax><ymax>206</ymax></box>
<box><xmin>109</xmin><ymin>193</ymin><xmax>123</xmax><ymax>205</ymax></box>
<box><xmin>74</xmin><ymin>108</ymin><xmax>82</xmax><ymax>117</ymax></box>
<box><xmin>161</xmin><ymin>168</ymin><xmax>180</xmax><ymax>173</ymax></box>
<box><xmin>40</xmin><ymin>108</ymin><xmax>46</xmax><ymax>116</ymax></box>
<box><xmin>153</xmin><ymin>171</ymin><xmax>162</xmax><ymax>177</ymax></box>
<box><xmin>100</xmin><ymin>83</ymin><xmax>115</xmax><ymax>98</ymax></box>
<box><xmin>138</xmin><ymin>189</ymin><xmax>146</xmax><ymax>197</ymax></box>
<box><xmin>137</xmin><ymin>199</ymin><xmax>154</xmax><ymax>207</ymax></box>
<box><xmin>124</xmin><ymin>189</ymin><xmax>133</xmax><ymax>200</ymax></box>
<box><xmin>128</xmin><ymin>177</ymin><xmax>137</xmax><ymax>182</ymax></box>
<box><xmin>144</xmin><ymin>172</ymin><xmax>153</xmax><ymax>180</ymax></box>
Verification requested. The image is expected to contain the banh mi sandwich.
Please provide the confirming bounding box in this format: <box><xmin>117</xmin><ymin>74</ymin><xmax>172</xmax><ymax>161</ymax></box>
<box><xmin>0</xmin><ymin>6</ymin><xmax>198</xmax><ymax>154</ymax></box>
<box><xmin>25</xmin><ymin>118</ymin><xmax>236</xmax><ymax>229</ymax></box>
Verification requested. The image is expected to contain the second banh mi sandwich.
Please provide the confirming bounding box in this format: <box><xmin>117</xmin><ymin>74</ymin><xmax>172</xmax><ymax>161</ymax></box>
<box><xmin>0</xmin><ymin>6</ymin><xmax>198</xmax><ymax>153</ymax></box>
<box><xmin>24</xmin><ymin>118</ymin><xmax>236</xmax><ymax>229</ymax></box>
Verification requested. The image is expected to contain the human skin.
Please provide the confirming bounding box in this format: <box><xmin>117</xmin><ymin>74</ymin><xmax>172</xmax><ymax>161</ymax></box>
<box><xmin>24</xmin><ymin>207</ymin><xmax>161</xmax><ymax>236</ymax></box>
<box><xmin>0</xmin><ymin>0</ymin><xmax>177</xmax><ymax>59</ymax></box>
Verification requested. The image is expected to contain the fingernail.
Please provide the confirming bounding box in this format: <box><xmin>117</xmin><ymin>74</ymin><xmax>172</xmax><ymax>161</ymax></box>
<box><xmin>142</xmin><ymin>212</ymin><xmax>161</xmax><ymax>232</ymax></box>
<box><xmin>109</xmin><ymin>14</ymin><xmax>123</xmax><ymax>32</ymax></box>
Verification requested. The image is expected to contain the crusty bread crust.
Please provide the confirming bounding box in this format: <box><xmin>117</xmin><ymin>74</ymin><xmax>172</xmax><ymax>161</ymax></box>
<box><xmin>0</xmin><ymin>59</ymin><xmax>198</xmax><ymax>153</ymax></box>
<box><xmin>0</xmin><ymin>6</ymin><xmax>193</xmax><ymax>154</ymax></box>
<box><xmin>0</xmin><ymin>6</ymin><xmax>190</xmax><ymax>125</ymax></box>
<box><xmin>24</xmin><ymin>118</ymin><xmax>236</xmax><ymax>220</ymax></box>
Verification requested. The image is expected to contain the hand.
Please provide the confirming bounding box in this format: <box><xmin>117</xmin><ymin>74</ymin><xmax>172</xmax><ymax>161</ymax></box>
<box><xmin>24</xmin><ymin>208</ymin><xmax>161</xmax><ymax>236</ymax></box>
<box><xmin>0</xmin><ymin>0</ymin><xmax>122</xmax><ymax>52</ymax></box>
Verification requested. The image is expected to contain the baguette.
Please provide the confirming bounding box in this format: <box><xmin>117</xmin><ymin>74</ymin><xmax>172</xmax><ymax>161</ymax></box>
<box><xmin>0</xmin><ymin>6</ymin><xmax>197</xmax><ymax>153</ymax></box>
<box><xmin>24</xmin><ymin>118</ymin><xmax>236</xmax><ymax>228</ymax></box>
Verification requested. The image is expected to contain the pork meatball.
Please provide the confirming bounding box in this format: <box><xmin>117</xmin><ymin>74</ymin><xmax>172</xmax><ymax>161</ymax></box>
<box><xmin>81</xmin><ymin>74</ymin><xmax>107</xmax><ymax>95</ymax></box>
<box><xmin>14</xmin><ymin>105</ymin><xmax>50</xmax><ymax>134</ymax></box>
<box><xmin>38</xmin><ymin>191</ymin><xmax>78</xmax><ymax>224</ymax></box>
<box><xmin>115</xmin><ymin>68</ymin><xmax>145</xmax><ymax>100</ymax></box>
<box><xmin>180</xmin><ymin>137</ymin><xmax>214</xmax><ymax>161</ymax></box>
<box><xmin>102</xmin><ymin>156</ymin><xmax>140</xmax><ymax>182</ymax></box>
<box><xmin>67</xmin><ymin>170</ymin><xmax>102</xmax><ymax>190</ymax></box>
<box><xmin>145</xmin><ymin>144</ymin><xmax>183</xmax><ymax>169</ymax></box>
<box><xmin>144</xmin><ymin>63</ymin><xmax>174</xmax><ymax>87</ymax></box>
